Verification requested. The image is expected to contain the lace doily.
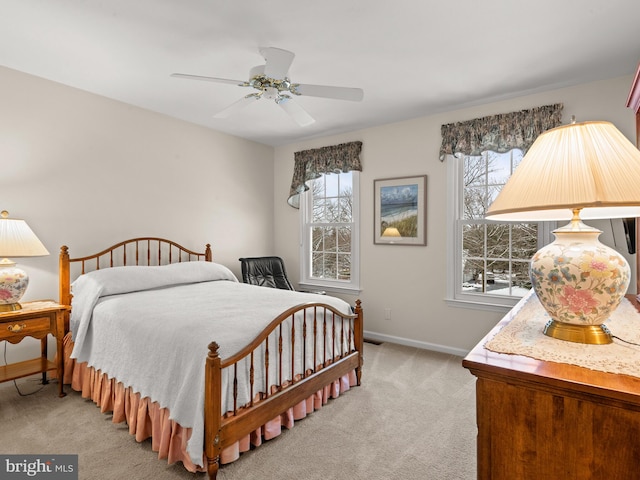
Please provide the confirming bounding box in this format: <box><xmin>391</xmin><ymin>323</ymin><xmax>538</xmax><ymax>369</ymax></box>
<box><xmin>484</xmin><ymin>293</ymin><xmax>640</xmax><ymax>377</ymax></box>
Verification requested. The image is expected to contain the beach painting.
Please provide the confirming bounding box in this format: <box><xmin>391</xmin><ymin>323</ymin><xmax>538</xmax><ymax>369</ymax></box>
<box><xmin>374</xmin><ymin>175</ymin><xmax>427</xmax><ymax>245</ymax></box>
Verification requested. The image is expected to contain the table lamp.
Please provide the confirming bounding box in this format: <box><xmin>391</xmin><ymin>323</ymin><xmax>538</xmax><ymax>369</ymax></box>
<box><xmin>485</xmin><ymin>119</ymin><xmax>640</xmax><ymax>344</ymax></box>
<box><xmin>0</xmin><ymin>210</ymin><xmax>50</xmax><ymax>312</ymax></box>
<box><xmin>382</xmin><ymin>227</ymin><xmax>401</xmax><ymax>238</ymax></box>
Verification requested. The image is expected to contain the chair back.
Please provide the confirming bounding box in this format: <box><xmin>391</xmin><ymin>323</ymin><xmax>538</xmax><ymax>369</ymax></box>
<box><xmin>239</xmin><ymin>256</ymin><xmax>295</xmax><ymax>290</ymax></box>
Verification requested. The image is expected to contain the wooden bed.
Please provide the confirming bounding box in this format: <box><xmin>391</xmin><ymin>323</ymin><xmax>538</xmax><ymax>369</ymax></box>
<box><xmin>58</xmin><ymin>237</ymin><xmax>363</xmax><ymax>479</ymax></box>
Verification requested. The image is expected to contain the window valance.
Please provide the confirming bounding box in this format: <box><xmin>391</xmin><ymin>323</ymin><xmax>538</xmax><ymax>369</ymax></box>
<box><xmin>288</xmin><ymin>141</ymin><xmax>363</xmax><ymax>208</ymax></box>
<box><xmin>439</xmin><ymin>103</ymin><xmax>563</xmax><ymax>161</ymax></box>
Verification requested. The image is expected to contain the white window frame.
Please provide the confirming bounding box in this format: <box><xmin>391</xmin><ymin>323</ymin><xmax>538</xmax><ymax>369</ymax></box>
<box><xmin>445</xmin><ymin>152</ymin><xmax>554</xmax><ymax>312</ymax></box>
<box><xmin>299</xmin><ymin>171</ymin><xmax>361</xmax><ymax>295</ymax></box>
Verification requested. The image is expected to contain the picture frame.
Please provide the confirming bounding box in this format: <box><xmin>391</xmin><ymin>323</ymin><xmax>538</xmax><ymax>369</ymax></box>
<box><xmin>374</xmin><ymin>175</ymin><xmax>427</xmax><ymax>245</ymax></box>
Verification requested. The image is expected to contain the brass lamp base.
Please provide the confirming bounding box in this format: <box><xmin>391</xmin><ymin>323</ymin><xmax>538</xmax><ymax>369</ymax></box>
<box><xmin>0</xmin><ymin>303</ymin><xmax>22</xmax><ymax>313</ymax></box>
<box><xmin>543</xmin><ymin>320</ymin><xmax>612</xmax><ymax>345</ymax></box>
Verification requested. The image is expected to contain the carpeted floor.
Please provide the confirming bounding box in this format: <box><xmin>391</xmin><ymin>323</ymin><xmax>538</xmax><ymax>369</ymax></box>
<box><xmin>0</xmin><ymin>342</ymin><xmax>477</xmax><ymax>479</ymax></box>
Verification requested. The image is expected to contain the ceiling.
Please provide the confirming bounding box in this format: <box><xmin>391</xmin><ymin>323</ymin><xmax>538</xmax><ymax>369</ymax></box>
<box><xmin>1</xmin><ymin>0</ymin><xmax>639</xmax><ymax>147</ymax></box>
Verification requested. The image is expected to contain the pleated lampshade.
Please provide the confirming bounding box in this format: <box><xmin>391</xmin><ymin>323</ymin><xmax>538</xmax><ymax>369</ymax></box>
<box><xmin>0</xmin><ymin>211</ymin><xmax>49</xmax><ymax>257</ymax></box>
<box><xmin>486</xmin><ymin>121</ymin><xmax>640</xmax><ymax>221</ymax></box>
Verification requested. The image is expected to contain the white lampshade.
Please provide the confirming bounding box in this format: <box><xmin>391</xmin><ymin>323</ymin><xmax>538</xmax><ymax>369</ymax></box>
<box><xmin>0</xmin><ymin>210</ymin><xmax>49</xmax><ymax>311</ymax></box>
<box><xmin>486</xmin><ymin>121</ymin><xmax>640</xmax><ymax>221</ymax></box>
<box><xmin>485</xmin><ymin>120</ymin><xmax>640</xmax><ymax>344</ymax></box>
<box><xmin>382</xmin><ymin>227</ymin><xmax>401</xmax><ymax>237</ymax></box>
<box><xmin>0</xmin><ymin>211</ymin><xmax>49</xmax><ymax>257</ymax></box>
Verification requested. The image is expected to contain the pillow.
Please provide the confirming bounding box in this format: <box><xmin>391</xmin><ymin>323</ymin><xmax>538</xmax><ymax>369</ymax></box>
<box><xmin>71</xmin><ymin>261</ymin><xmax>238</xmax><ymax>297</ymax></box>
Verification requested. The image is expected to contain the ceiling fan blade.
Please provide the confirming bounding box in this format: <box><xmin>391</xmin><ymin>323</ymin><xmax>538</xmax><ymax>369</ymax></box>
<box><xmin>171</xmin><ymin>73</ymin><xmax>246</xmax><ymax>86</ymax></box>
<box><xmin>213</xmin><ymin>94</ymin><xmax>260</xmax><ymax>118</ymax></box>
<box><xmin>278</xmin><ymin>97</ymin><xmax>315</xmax><ymax>127</ymax></box>
<box><xmin>260</xmin><ymin>47</ymin><xmax>295</xmax><ymax>79</ymax></box>
<box><xmin>293</xmin><ymin>83</ymin><xmax>364</xmax><ymax>102</ymax></box>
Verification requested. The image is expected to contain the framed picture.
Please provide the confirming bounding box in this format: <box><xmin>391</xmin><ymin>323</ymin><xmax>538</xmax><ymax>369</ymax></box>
<box><xmin>374</xmin><ymin>175</ymin><xmax>427</xmax><ymax>245</ymax></box>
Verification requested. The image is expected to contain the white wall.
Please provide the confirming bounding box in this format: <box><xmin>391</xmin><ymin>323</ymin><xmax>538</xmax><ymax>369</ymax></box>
<box><xmin>274</xmin><ymin>75</ymin><xmax>637</xmax><ymax>355</ymax></box>
<box><xmin>0</xmin><ymin>66</ymin><xmax>275</xmax><ymax>361</ymax></box>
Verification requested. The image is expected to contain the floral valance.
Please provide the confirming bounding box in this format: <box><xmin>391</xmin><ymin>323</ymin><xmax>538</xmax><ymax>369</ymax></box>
<box><xmin>287</xmin><ymin>141</ymin><xmax>363</xmax><ymax>208</ymax></box>
<box><xmin>439</xmin><ymin>103</ymin><xmax>563</xmax><ymax>161</ymax></box>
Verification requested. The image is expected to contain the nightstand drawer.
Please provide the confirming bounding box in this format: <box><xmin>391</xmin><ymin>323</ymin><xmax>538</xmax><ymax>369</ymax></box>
<box><xmin>0</xmin><ymin>316</ymin><xmax>51</xmax><ymax>341</ymax></box>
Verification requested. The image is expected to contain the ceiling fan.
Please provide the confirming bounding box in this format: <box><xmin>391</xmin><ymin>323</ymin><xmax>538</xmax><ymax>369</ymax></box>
<box><xmin>171</xmin><ymin>47</ymin><xmax>364</xmax><ymax>127</ymax></box>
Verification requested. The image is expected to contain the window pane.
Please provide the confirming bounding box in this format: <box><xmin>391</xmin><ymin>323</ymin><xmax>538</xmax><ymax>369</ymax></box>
<box><xmin>338</xmin><ymin>172</ymin><xmax>352</xmax><ymax>191</ymax></box>
<box><xmin>312</xmin><ymin>252</ymin><xmax>324</xmax><ymax>277</ymax></box>
<box><xmin>326</xmin><ymin>227</ymin><xmax>337</xmax><ymax>251</ymax></box>
<box><xmin>312</xmin><ymin>177</ymin><xmax>325</xmax><ymax>199</ymax></box>
<box><xmin>463</xmin><ymin>187</ymin><xmax>488</xmax><ymax>219</ymax></box>
<box><xmin>312</xmin><ymin>198</ymin><xmax>326</xmax><ymax>222</ymax></box>
<box><xmin>462</xmin><ymin>224</ymin><xmax>485</xmax><ymax>258</ymax></box>
<box><xmin>487</xmin><ymin>152</ymin><xmax>511</xmax><ymax>185</ymax></box>
<box><xmin>486</xmin><ymin>260</ymin><xmax>509</xmax><ymax>294</ymax></box>
<box><xmin>512</xmin><ymin>149</ymin><xmax>524</xmax><ymax>170</ymax></box>
<box><xmin>313</xmin><ymin>252</ymin><xmax>337</xmax><ymax>279</ymax></box>
<box><xmin>311</xmin><ymin>227</ymin><xmax>324</xmax><ymax>252</ymax></box>
<box><xmin>337</xmin><ymin>253</ymin><xmax>350</xmax><ymax>280</ymax></box>
<box><xmin>339</xmin><ymin>193</ymin><xmax>353</xmax><ymax>221</ymax></box>
<box><xmin>486</xmin><ymin>184</ymin><xmax>501</xmax><ymax>209</ymax></box>
<box><xmin>486</xmin><ymin>224</ymin><xmax>510</xmax><ymax>259</ymax></box>
<box><xmin>325</xmin><ymin>198</ymin><xmax>340</xmax><ymax>222</ymax></box>
<box><xmin>462</xmin><ymin>258</ymin><xmax>485</xmax><ymax>293</ymax></box>
<box><xmin>337</xmin><ymin>226</ymin><xmax>351</xmax><ymax>253</ymax></box>
<box><xmin>325</xmin><ymin>174</ymin><xmax>340</xmax><ymax>197</ymax></box>
<box><xmin>512</xmin><ymin>261</ymin><xmax>532</xmax><ymax>292</ymax></box>
<box><xmin>512</xmin><ymin>224</ymin><xmax>538</xmax><ymax>260</ymax></box>
<box><xmin>464</xmin><ymin>156</ymin><xmax>486</xmax><ymax>187</ymax></box>
<box><xmin>314</xmin><ymin>227</ymin><xmax>335</xmax><ymax>252</ymax></box>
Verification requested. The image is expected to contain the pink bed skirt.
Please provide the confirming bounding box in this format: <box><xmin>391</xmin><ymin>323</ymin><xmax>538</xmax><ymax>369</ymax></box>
<box><xmin>62</xmin><ymin>333</ymin><xmax>356</xmax><ymax>472</ymax></box>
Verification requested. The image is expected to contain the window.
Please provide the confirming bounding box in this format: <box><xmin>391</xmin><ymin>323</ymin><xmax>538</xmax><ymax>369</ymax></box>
<box><xmin>447</xmin><ymin>150</ymin><xmax>553</xmax><ymax>310</ymax></box>
<box><xmin>299</xmin><ymin>171</ymin><xmax>360</xmax><ymax>293</ymax></box>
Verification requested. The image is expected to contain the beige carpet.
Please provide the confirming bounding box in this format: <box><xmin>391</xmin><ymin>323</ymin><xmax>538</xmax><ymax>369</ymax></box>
<box><xmin>0</xmin><ymin>342</ymin><xmax>477</xmax><ymax>479</ymax></box>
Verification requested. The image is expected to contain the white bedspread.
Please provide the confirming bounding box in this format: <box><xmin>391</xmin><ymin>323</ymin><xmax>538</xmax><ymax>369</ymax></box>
<box><xmin>69</xmin><ymin>262</ymin><xmax>353</xmax><ymax>467</ymax></box>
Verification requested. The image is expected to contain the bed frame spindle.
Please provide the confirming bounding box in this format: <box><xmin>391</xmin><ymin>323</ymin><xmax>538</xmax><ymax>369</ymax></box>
<box><xmin>264</xmin><ymin>337</ymin><xmax>270</xmax><ymax>399</ymax></box>
<box><xmin>278</xmin><ymin>326</ymin><xmax>283</xmax><ymax>390</ymax></box>
<box><xmin>249</xmin><ymin>353</ymin><xmax>255</xmax><ymax>407</ymax></box>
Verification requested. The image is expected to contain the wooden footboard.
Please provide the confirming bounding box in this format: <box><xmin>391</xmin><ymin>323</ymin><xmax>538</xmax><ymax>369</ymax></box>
<box><xmin>204</xmin><ymin>301</ymin><xmax>363</xmax><ymax>480</ymax></box>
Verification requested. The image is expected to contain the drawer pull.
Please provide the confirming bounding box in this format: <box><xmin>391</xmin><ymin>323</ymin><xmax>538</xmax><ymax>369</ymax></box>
<box><xmin>7</xmin><ymin>323</ymin><xmax>27</xmax><ymax>332</ymax></box>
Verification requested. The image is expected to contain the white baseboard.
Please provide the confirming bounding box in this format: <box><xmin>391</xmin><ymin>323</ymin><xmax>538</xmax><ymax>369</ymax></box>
<box><xmin>363</xmin><ymin>330</ymin><xmax>469</xmax><ymax>358</ymax></box>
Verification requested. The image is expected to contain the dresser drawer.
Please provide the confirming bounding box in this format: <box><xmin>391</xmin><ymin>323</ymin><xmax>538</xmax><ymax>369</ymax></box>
<box><xmin>0</xmin><ymin>316</ymin><xmax>51</xmax><ymax>342</ymax></box>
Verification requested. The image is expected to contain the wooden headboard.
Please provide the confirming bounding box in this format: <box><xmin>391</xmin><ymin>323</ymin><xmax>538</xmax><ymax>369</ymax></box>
<box><xmin>59</xmin><ymin>237</ymin><xmax>212</xmax><ymax>308</ymax></box>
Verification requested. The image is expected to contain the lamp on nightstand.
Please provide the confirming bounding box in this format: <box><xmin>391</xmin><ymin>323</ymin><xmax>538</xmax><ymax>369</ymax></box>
<box><xmin>0</xmin><ymin>210</ymin><xmax>49</xmax><ymax>312</ymax></box>
<box><xmin>486</xmin><ymin>119</ymin><xmax>640</xmax><ymax>344</ymax></box>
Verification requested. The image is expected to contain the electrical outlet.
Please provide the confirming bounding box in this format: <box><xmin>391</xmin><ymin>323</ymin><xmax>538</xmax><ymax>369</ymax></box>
<box><xmin>384</xmin><ymin>308</ymin><xmax>391</xmax><ymax>321</ymax></box>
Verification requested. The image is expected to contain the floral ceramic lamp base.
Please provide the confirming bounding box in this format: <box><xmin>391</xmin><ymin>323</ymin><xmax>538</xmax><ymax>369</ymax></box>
<box><xmin>0</xmin><ymin>259</ymin><xmax>29</xmax><ymax>312</ymax></box>
<box><xmin>530</xmin><ymin>216</ymin><xmax>630</xmax><ymax>345</ymax></box>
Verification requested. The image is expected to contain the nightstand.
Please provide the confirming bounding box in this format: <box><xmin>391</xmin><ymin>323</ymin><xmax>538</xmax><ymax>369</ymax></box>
<box><xmin>0</xmin><ymin>301</ymin><xmax>68</xmax><ymax>397</ymax></box>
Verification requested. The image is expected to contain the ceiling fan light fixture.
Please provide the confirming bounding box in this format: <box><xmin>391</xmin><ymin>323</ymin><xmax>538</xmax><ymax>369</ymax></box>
<box><xmin>171</xmin><ymin>46</ymin><xmax>363</xmax><ymax>125</ymax></box>
<box><xmin>263</xmin><ymin>87</ymin><xmax>279</xmax><ymax>100</ymax></box>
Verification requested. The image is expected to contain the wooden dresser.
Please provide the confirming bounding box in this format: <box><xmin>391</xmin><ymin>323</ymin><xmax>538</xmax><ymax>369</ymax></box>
<box><xmin>462</xmin><ymin>295</ymin><xmax>640</xmax><ymax>480</ymax></box>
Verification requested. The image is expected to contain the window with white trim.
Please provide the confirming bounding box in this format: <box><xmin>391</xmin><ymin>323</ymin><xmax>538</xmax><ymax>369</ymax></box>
<box><xmin>447</xmin><ymin>149</ymin><xmax>553</xmax><ymax>310</ymax></box>
<box><xmin>299</xmin><ymin>171</ymin><xmax>360</xmax><ymax>294</ymax></box>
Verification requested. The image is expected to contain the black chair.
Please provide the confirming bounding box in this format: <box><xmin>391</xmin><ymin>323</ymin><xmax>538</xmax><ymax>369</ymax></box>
<box><xmin>239</xmin><ymin>256</ymin><xmax>295</xmax><ymax>290</ymax></box>
<box><xmin>239</xmin><ymin>256</ymin><xmax>326</xmax><ymax>294</ymax></box>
